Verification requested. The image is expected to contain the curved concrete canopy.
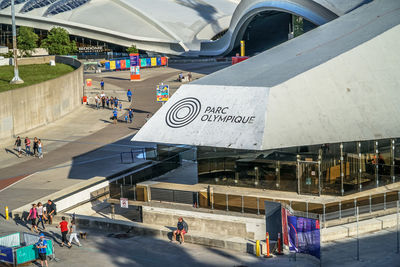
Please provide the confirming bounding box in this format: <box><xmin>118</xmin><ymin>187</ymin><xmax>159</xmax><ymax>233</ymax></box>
<box><xmin>199</xmin><ymin>0</ymin><xmax>338</xmax><ymax>56</ymax></box>
<box><xmin>0</xmin><ymin>0</ymin><xmax>365</xmax><ymax>56</ymax></box>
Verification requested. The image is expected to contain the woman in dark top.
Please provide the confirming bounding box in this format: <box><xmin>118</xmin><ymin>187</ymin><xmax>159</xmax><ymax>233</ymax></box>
<box><xmin>33</xmin><ymin>137</ymin><xmax>38</xmax><ymax>157</ymax></box>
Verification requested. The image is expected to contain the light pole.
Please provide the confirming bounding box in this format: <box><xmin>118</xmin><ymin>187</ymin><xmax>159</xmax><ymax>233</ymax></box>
<box><xmin>10</xmin><ymin>0</ymin><xmax>23</xmax><ymax>84</ymax></box>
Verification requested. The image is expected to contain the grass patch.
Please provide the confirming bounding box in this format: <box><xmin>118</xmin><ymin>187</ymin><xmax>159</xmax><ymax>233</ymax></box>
<box><xmin>0</xmin><ymin>63</ymin><xmax>75</xmax><ymax>92</ymax></box>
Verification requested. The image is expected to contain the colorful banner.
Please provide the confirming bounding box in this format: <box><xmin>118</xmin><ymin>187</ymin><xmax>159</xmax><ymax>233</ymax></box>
<box><xmin>130</xmin><ymin>66</ymin><xmax>140</xmax><ymax>80</ymax></box>
<box><xmin>156</xmin><ymin>85</ymin><xmax>169</xmax><ymax>102</ymax></box>
<box><xmin>130</xmin><ymin>53</ymin><xmax>139</xmax><ymax>66</ymax></box>
<box><xmin>151</xmin><ymin>57</ymin><xmax>157</xmax><ymax>66</ymax></box>
<box><xmin>282</xmin><ymin>208</ymin><xmax>289</xmax><ymax>246</ymax></box>
<box><xmin>110</xmin><ymin>61</ymin><xmax>116</xmax><ymax>70</ymax></box>
<box><xmin>161</xmin><ymin>57</ymin><xmax>167</xmax><ymax>65</ymax></box>
<box><xmin>156</xmin><ymin>57</ymin><xmax>162</xmax><ymax>66</ymax></box>
<box><xmin>288</xmin><ymin>216</ymin><xmax>320</xmax><ymax>259</ymax></box>
<box><xmin>0</xmin><ymin>245</ymin><xmax>13</xmax><ymax>263</ymax></box>
<box><xmin>125</xmin><ymin>59</ymin><xmax>130</xmax><ymax>68</ymax></box>
<box><xmin>105</xmin><ymin>61</ymin><xmax>110</xmax><ymax>70</ymax></box>
<box><xmin>140</xmin><ymin>58</ymin><xmax>147</xmax><ymax>67</ymax></box>
<box><xmin>85</xmin><ymin>79</ymin><xmax>92</xmax><ymax>87</ymax></box>
<box><xmin>146</xmin><ymin>58</ymin><xmax>151</xmax><ymax>66</ymax></box>
<box><xmin>121</xmin><ymin>60</ymin><xmax>126</xmax><ymax>69</ymax></box>
<box><xmin>116</xmin><ymin>60</ymin><xmax>121</xmax><ymax>69</ymax></box>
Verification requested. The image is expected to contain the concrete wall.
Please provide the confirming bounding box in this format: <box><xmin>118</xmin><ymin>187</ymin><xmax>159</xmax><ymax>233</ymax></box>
<box><xmin>12</xmin><ymin>176</ymin><xmax>108</xmax><ymax>219</ymax></box>
<box><xmin>17</xmin><ymin>55</ymin><xmax>55</xmax><ymax>65</ymax></box>
<box><xmin>142</xmin><ymin>206</ymin><xmax>266</xmax><ymax>240</ymax></box>
<box><xmin>0</xmin><ymin>56</ymin><xmax>83</xmax><ymax>142</ymax></box>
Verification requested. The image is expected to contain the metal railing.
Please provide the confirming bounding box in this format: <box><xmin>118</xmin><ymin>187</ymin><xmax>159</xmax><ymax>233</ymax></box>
<box><xmin>109</xmin><ymin>184</ymin><xmax>400</xmax><ymax>225</ymax></box>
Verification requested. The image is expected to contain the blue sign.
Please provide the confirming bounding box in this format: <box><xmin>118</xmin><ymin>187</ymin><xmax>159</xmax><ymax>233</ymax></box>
<box><xmin>0</xmin><ymin>245</ymin><xmax>14</xmax><ymax>263</ymax></box>
<box><xmin>105</xmin><ymin>61</ymin><xmax>110</xmax><ymax>70</ymax></box>
<box><xmin>288</xmin><ymin>216</ymin><xmax>320</xmax><ymax>259</ymax></box>
<box><xmin>146</xmin><ymin>58</ymin><xmax>151</xmax><ymax>66</ymax></box>
<box><xmin>130</xmin><ymin>54</ymin><xmax>139</xmax><ymax>66</ymax></box>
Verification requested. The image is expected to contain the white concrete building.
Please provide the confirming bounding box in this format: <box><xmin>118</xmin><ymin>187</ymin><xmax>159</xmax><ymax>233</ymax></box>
<box><xmin>0</xmin><ymin>0</ymin><xmax>366</xmax><ymax>56</ymax></box>
<box><xmin>132</xmin><ymin>0</ymin><xmax>400</xmax><ymax>196</ymax></box>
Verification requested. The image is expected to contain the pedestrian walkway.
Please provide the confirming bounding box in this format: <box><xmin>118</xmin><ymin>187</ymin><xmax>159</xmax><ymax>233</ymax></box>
<box><xmin>0</xmin><ymin>62</ymin><xmax>230</xmax><ymax>215</ymax></box>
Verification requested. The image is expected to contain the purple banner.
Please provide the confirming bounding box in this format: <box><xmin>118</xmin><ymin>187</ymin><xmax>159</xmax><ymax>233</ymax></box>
<box><xmin>130</xmin><ymin>54</ymin><xmax>139</xmax><ymax>66</ymax></box>
<box><xmin>288</xmin><ymin>216</ymin><xmax>320</xmax><ymax>259</ymax></box>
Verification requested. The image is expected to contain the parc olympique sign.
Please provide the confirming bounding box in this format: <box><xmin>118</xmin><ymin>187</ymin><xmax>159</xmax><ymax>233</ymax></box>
<box><xmin>133</xmin><ymin>84</ymin><xmax>270</xmax><ymax>150</ymax></box>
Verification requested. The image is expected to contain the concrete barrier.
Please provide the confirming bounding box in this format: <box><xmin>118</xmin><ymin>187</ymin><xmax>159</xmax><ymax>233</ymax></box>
<box><xmin>0</xmin><ymin>56</ymin><xmax>83</xmax><ymax>142</ymax></box>
<box><xmin>141</xmin><ymin>205</ymin><xmax>266</xmax><ymax>240</ymax></box>
<box><xmin>16</xmin><ymin>55</ymin><xmax>55</xmax><ymax>66</ymax></box>
<box><xmin>12</xmin><ymin>177</ymin><xmax>109</xmax><ymax>220</ymax></box>
<box><xmin>321</xmin><ymin>213</ymin><xmax>398</xmax><ymax>242</ymax></box>
<box><xmin>72</xmin><ymin>215</ymin><xmax>250</xmax><ymax>253</ymax></box>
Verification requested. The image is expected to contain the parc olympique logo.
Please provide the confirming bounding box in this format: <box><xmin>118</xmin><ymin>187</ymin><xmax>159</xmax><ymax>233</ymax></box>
<box><xmin>165</xmin><ymin>97</ymin><xmax>256</xmax><ymax>128</ymax></box>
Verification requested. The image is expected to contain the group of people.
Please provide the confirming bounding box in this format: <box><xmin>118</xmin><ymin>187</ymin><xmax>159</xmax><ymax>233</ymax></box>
<box><xmin>178</xmin><ymin>72</ymin><xmax>192</xmax><ymax>82</ymax></box>
<box><xmin>14</xmin><ymin>136</ymin><xmax>43</xmax><ymax>159</ymax></box>
<box><xmin>27</xmin><ymin>200</ymin><xmax>57</xmax><ymax>232</ymax></box>
<box><xmin>34</xmin><ymin>218</ymin><xmax>82</xmax><ymax>267</ymax></box>
<box><xmin>27</xmin><ymin>200</ymin><xmax>82</xmax><ymax>267</ymax></box>
<box><xmin>94</xmin><ymin>91</ymin><xmax>123</xmax><ymax>111</ymax></box>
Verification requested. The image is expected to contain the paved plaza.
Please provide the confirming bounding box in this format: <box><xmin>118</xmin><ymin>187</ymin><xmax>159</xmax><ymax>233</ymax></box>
<box><xmin>0</xmin><ymin>62</ymin><xmax>230</xmax><ymax>212</ymax></box>
<box><xmin>1</xmin><ymin>216</ymin><xmax>399</xmax><ymax>267</ymax></box>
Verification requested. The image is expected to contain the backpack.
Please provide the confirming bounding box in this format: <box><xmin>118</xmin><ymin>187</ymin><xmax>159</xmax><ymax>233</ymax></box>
<box><xmin>183</xmin><ymin>220</ymin><xmax>188</xmax><ymax>233</ymax></box>
<box><xmin>52</xmin><ymin>203</ymin><xmax>57</xmax><ymax>215</ymax></box>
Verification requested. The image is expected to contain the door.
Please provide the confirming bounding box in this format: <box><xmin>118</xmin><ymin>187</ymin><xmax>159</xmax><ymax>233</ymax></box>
<box><xmin>298</xmin><ymin>160</ymin><xmax>320</xmax><ymax>195</ymax></box>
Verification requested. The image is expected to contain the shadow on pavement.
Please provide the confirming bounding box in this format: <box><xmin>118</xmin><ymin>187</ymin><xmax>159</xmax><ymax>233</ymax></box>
<box><xmin>67</xmin><ymin>135</ymin><xmax>149</xmax><ymax>180</ymax></box>
<box><xmin>5</xmin><ymin>148</ymin><xmax>19</xmax><ymax>158</ymax></box>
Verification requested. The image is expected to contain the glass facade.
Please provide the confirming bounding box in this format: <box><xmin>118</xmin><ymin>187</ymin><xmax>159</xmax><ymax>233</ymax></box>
<box><xmin>197</xmin><ymin>138</ymin><xmax>400</xmax><ymax>196</ymax></box>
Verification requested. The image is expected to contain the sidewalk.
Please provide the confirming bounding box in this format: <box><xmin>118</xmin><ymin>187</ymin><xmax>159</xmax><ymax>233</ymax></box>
<box><xmin>0</xmin><ymin>62</ymin><xmax>230</xmax><ymax>214</ymax></box>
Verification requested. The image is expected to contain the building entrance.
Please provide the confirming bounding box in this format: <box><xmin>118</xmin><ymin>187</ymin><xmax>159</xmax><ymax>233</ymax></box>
<box><xmin>298</xmin><ymin>160</ymin><xmax>320</xmax><ymax>196</ymax></box>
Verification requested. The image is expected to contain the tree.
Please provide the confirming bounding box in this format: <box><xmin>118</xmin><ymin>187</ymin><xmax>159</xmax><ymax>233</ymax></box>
<box><xmin>17</xmin><ymin>26</ymin><xmax>38</xmax><ymax>57</ymax></box>
<box><xmin>126</xmin><ymin>44</ymin><xmax>138</xmax><ymax>54</ymax></box>
<box><xmin>41</xmin><ymin>27</ymin><xmax>77</xmax><ymax>55</ymax></box>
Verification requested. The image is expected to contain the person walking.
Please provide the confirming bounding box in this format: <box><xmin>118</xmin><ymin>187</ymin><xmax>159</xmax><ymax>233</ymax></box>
<box><xmin>56</xmin><ymin>216</ymin><xmax>71</xmax><ymax>247</ymax></box>
<box><xmin>36</xmin><ymin>233</ymin><xmax>48</xmax><ymax>267</ymax></box>
<box><xmin>33</xmin><ymin>137</ymin><xmax>38</xmax><ymax>157</ymax></box>
<box><xmin>106</xmin><ymin>97</ymin><xmax>110</xmax><ymax>109</ymax></box>
<box><xmin>45</xmin><ymin>200</ymin><xmax>56</xmax><ymax>225</ymax></box>
<box><xmin>25</xmin><ymin>137</ymin><xmax>31</xmax><ymax>156</ymax></box>
<box><xmin>27</xmin><ymin>203</ymin><xmax>39</xmax><ymax>233</ymax></box>
<box><xmin>128</xmin><ymin>109</ymin><xmax>133</xmax><ymax>123</ymax></box>
<box><xmin>68</xmin><ymin>220</ymin><xmax>82</xmax><ymax>247</ymax></box>
<box><xmin>112</xmin><ymin>108</ymin><xmax>118</xmax><ymax>125</ymax></box>
<box><xmin>119</xmin><ymin>102</ymin><xmax>122</xmax><ymax>111</ymax></box>
<box><xmin>37</xmin><ymin>202</ymin><xmax>46</xmax><ymax>230</ymax></box>
<box><xmin>114</xmin><ymin>97</ymin><xmax>118</xmax><ymax>109</ymax></box>
<box><xmin>38</xmin><ymin>139</ymin><xmax>43</xmax><ymax>159</ymax></box>
<box><xmin>14</xmin><ymin>136</ymin><xmax>22</xmax><ymax>158</ymax></box>
<box><xmin>100</xmin><ymin>79</ymin><xmax>104</xmax><ymax>90</ymax></box>
<box><xmin>127</xmin><ymin>89</ymin><xmax>132</xmax><ymax>102</ymax></box>
<box><xmin>101</xmin><ymin>96</ymin><xmax>106</xmax><ymax>109</ymax></box>
<box><xmin>110</xmin><ymin>97</ymin><xmax>114</xmax><ymax>109</ymax></box>
<box><xmin>95</xmin><ymin>95</ymin><xmax>100</xmax><ymax>110</ymax></box>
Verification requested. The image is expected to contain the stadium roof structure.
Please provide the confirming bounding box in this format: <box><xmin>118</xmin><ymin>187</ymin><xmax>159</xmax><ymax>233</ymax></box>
<box><xmin>0</xmin><ymin>0</ymin><xmax>368</xmax><ymax>55</ymax></box>
<box><xmin>133</xmin><ymin>0</ymin><xmax>400</xmax><ymax>150</ymax></box>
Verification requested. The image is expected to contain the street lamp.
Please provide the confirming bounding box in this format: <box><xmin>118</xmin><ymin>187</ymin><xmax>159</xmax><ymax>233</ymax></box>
<box><xmin>10</xmin><ymin>0</ymin><xmax>23</xmax><ymax>84</ymax></box>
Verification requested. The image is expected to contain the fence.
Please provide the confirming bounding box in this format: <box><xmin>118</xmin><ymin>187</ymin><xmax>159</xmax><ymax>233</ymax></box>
<box><xmin>109</xmin><ymin>150</ymin><xmax>187</xmax><ymax>200</ymax></box>
<box><xmin>109</xmin><ymin>183</ymin><xmax>400</xmax><ymax>225</ymax></box>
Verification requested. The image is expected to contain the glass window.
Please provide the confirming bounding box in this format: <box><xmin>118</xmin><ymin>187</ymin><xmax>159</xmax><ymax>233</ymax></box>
<box><xmin>378</xmin><ymin>139</ymin><xmax>392</xmax><ymax>186</ymax></box>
